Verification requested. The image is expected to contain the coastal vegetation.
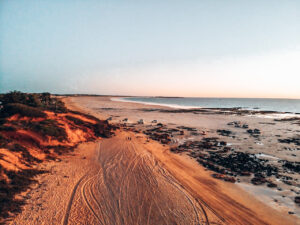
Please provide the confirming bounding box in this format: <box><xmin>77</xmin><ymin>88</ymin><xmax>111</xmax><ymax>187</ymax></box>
<box><xmin>0</xmin><ymin>91</ymin><xmax>114</xmax><ymax>221</ymax></box>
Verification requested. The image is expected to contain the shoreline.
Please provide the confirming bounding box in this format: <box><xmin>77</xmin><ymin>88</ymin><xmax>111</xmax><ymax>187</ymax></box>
<box><xmin>111</xmin><ymin>97</ymin><xmax>198</xmax><ymax>109</ymax></box>
<box><xmin>113</xmin><ymin>97</ymin><xmax>300</xmax><ymax>117</ymax></box>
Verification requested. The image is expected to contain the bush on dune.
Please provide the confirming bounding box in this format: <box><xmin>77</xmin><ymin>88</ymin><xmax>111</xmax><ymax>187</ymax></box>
<box><xmin>68</xmin><ymin>110</ymin><xmax>101</xmax><ymax>122</ymax></box>
<box><xmin>29</xmin><ymin>120</ymin><xmax>67</xmax><ymax>141</ymax></box>
<box><xmin>0</xmin><ymin>91</ymin><xmax>68</xmax><ymax>113</ymax></box>
<box><xmin>0</xmin><ymin>91</ymin><xmax>42</xmax><ymax>107</ymax></box>
<box><xmin>0</xmin><ymin>125</ymin><xmax>17</xmax><ymax>132</ymax></box>
<box><xmin>0</xmin><ymin>168</ymin><xmax>47</xmax><ymax>219</ymax></box>
<box><xmin>65</xmin><ymin>115</ymin><xmax>94</xmax><ymax>127</ymax></box>
<box><xmin>0</xmin><ymin>119</ymin><xmax>6</xmax><ymax>125</ymax></box>
<box><xmin>7</xmin><ymin>143</ymin><xmax>42</xmax><ymax>164</ymax></box>
<box><xmin>94</xmin><ymin>121</ymin><xmax>112</xmax><ymax>138</ymax></box>
<box><xmin>0</xmin><ymin>91</ymin><xmax>116</xmax><ymax>222</ymax></box>
<box><xmin>0</xmin><ymin>91</ymin><xmax>115</xmax><ymax>140</ymax></box>
<box><xmin>1</xmin><ymin>103</ymin><xmax>47</xmax><ymax>118</ymax></box>
<box><xmin>0</xmin><ymin>133</ymin><xmax>9</xmax><ymax>147</ymax></box>
<box><xmin>0</xmin><ymin>91</ymin><xmax>29</xmax><ymax>106</ymax></box>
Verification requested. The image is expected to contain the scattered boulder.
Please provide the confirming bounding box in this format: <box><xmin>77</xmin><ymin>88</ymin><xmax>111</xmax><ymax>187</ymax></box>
<box><xmin>212</xmin><ymin>173</ymin><xmax>236</xmax><ymax>183</ymax></box>
<box><xmin>173</xmin><ymin>138</ymin><xmax>279</xmax><ymax>180</ymax></box>
<box><xmin>251</xmin><ymin>177</ymin><xmax>267</xmax><ymax>185</ymax></box>
<box><xmin>247</xmin><ymin>129</ymin><xmax>261</xmax><ymax>138</ymax></box>
<box><xmin>267</xmin><ymin>182</ymin><xmax>277</xmax><ymax>188</ymax></box>
<box><xmin>278</xmin><ymin>137</ymin><xmax>300</xmax><ymax>146</ymax></box>
<box><xmin>282</xmin><ymin>161</ymin><xmax>300</xmax><ymax>173</ymax></box>
<box><xmin>217</xmin><ymin>129</ymin><xmax>232</xmax><ymax>137</ymax></box>
<box><xmin>227</xmin><ymin>121</ymin><xmax>249</xmax><ymax>129</ymax></box>
<box><xmin>137</xmin><ymin>119</ymin><xmax>144</xmax><ymax>124</ymax></box>
<box><xmin>295</xmin><ymin>196</ymin><xmax>300</xmax><ymax>205</ymax></box>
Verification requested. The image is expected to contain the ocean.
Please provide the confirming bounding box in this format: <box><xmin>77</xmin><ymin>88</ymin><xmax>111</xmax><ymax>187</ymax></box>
<box><xmin>117</xmin><ymin>97</ymin><xmax>300</xmax><ymax>114</ymax></box>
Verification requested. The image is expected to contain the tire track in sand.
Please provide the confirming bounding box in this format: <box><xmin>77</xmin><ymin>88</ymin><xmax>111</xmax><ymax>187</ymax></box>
<box><xmin>63</xmin><ymin>134</ymin><xmax>224</xmax><ymax>225</ymax></box>
<box><xmin>62</xmin><ymin>174</ymin><xmax>88</xmax><ymax>225</ymax></box>
<box><xmin>62</xmin><ymin>143</ymin><xmax>102</xmax><ymax>225</ymax></box>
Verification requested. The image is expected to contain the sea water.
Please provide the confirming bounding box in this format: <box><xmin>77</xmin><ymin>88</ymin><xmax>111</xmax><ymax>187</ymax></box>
<box><xmin>116</xmin><ymin>97</ymin><xmax>300</xmax><ymax>114</ymax></box>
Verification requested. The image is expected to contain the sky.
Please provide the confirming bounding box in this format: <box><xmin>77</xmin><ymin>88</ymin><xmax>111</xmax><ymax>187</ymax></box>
<box><xmin>0</xmin><ymin>0</ymin><xmax>300</xmax><ymax>98</ymax></box>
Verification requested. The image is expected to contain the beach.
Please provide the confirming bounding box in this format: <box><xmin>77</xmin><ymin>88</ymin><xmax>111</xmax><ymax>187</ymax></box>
<box><xmin>8</xmin><ymin>96</ymin><xmax>299</xmax><ymax>224</ymax></box>
<box><xmin>66</xmin><ymin>96</ymin><xmax>300</xmax><ymax>223</ymax></box>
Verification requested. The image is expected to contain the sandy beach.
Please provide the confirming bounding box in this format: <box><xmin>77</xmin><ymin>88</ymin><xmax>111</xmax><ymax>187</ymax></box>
<box><xmin>8</xmin><ymin>96</ymin><xmax>299</xmax><ymax>224</ymax></box>
<box><xmin>68</xmin><ymin>96</ymin><xmax>300</xmax><ymax>222</ymax></box>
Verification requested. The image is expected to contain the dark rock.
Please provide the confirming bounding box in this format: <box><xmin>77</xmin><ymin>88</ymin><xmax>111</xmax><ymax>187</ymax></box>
<box><xmin>267</xmin><ymin>182</ymin><xmax>277</xmax><ymax>188</ymax></box>
<box><xmin>282</xmin><ymin>161</ymin><xmax>300</xmax><ymax>173</ymax></box>
<box><xmin>217</xmin><ymin>129</ymin><xmax>232</xmax><ymax>137</ymax></box>
<box><xmin>278</xmin><ymin>137</ymin><xmax>300</xmax><ymax>146</ymax></box>
<box><xmin>294</xmin><ymin>196</ymin><xmax>300</xmax><ymax>205</ymax></box>
<box><xmin>211</xmin><ymin>173</ymin><xmax>236</xmax><ymax>183</ymax></box>
<box><xmin>247</xmin><ymin>129</ymin><xmax>253</xmax><ymax>134</ymax></box>
<box><xmin>251</xmin><ymin>177</ymin><xmax>267</xmax><ymax>185</ymax></box>
<box><xmin>282</xmin><ymin>180</ymin><xmax>292</xmax><ymax>185</ymax></box>
<box><xmin>240</xmin><ymin>171</ymin><xmax>251</xmax><ymax>176</ymax></box>
<box><xmin>253</xmin><ymin>129</ymin><xmax>261</xmax><ymax>134</ymax></box>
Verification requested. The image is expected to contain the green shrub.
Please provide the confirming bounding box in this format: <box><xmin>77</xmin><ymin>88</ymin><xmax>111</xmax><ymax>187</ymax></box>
<box><xmin>0</xmin><ymin>91</ymin><xmax>29</xmax><ymax>106</ymax></box>
<box><xmin>0</xmin><ymin>118</ymin><xmax>6</xmax><ymax>125</ymax></box>
<box><xmin>30</xmin><ymin>120</ymin><xmax>67</xmax><ymax>141</ymax></box>
<box><xmin>7</xmin><ymin>143</ymin><xmax>27</xmax><ymax>152</ymax></box>
<box><xmin>94</xmin><ymin>121</ymin><xmax>112</xmax><ymax>138</ymax></box>
<box><xmin>0</xmin><ymin>126</ymin><xmax>16</xmax><ymax>132</ymax></box>
<box><xmin>69</xmin><ymin>110</ymin><xmax>100</xmax><ymax>122</ymax></box>
<box><xmin>66</xmin><ymin>115</ymin><xmax>93</xmax><ymax>127</ymax></box>
<box><xmin>1</xmin><ymin>103</ymin><xmax>47</xmax><ymax>118</ymax></box>
<box><xmin>0</xmin><ymin>133</ymin><xmax>8</xmax><ymax>147</ymax></box>
<box><xmin>0</xmin><ymin>91</ymin><xmax>68</xmax><ymax>113</ymax></box>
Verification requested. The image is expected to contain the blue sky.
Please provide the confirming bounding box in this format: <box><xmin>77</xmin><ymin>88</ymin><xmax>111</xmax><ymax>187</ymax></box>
<box><xmin>1</xmin><ymin>0</ymin><xmax>299</xmax><ymax>98</ymax></box>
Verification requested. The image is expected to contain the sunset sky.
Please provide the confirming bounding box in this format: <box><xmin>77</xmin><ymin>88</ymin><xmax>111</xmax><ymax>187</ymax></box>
<box><xmin>1</xmin><ymin>1</ymin><xmax>299</xmax><ymax>98</ymax></box>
